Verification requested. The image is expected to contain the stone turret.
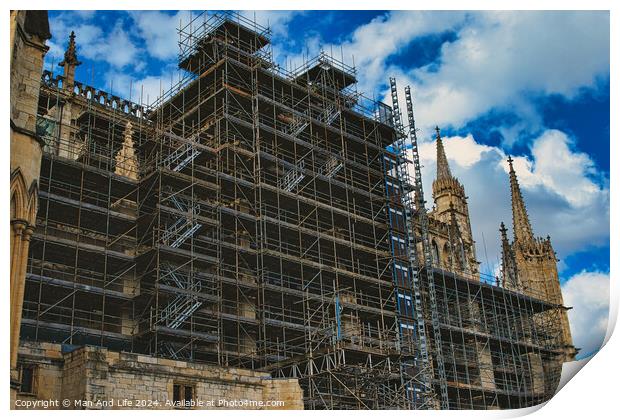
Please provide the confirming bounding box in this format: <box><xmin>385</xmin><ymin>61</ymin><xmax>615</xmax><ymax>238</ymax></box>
<box><xmin>507</xmin><ymin>156</ymin><xmax>559</xmax><ymax>296</ymax></box>
<box><xmin>436</xmin><ymin>126</ymin><xmax>452</xmax><ymax>180</ymax></box>
<box><xmin>432</xmin><ymin>127</ymin><xmax>474</xmax><ymax>245</ymax></box>
<box><xmin>502</xmin><ymin>157</ymin><xmax>576</xmax><ymax>361</ymax></box>
<box><xmin>430</xmin><ymin>127</ymin><xmax>477</xmax><ymax>276</ymax></box>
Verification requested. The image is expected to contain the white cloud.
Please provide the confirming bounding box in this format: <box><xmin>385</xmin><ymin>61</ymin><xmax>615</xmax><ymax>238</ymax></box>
<box><xmin>419</xmin><ymin>133</ymin><xmax>494</xmax><ymax>168</ymax></box>
<box><xmin>408</xmin><ymin>11</ymin><xmax>609</xmax><ymax>133</ymax></box>
<box><xmin>356</xmin><ymin>12</ymin><xmax>609</xmax><ymax>142</ymax></box>
<box><xmin>240</xmin><ymin>10</ymin><xmax>300</xmax><ymax>37</ymax></box>
<box><xmin>499</xmin><ymin>130</ymin><xmax>605</xmax><ymax>207</ymax></box>
<box><xmin>562</xmin><ymin>271</ymin><xmax>610</xmax><ymax>357</ymax></box>
<box><xmin>104</xmin><ymin>68</ymin><xmax>181</xmax><ymax>106</ymax></box>
<box><xmin>47</xmin><ymin>13</ymin><xmax>140</xmax><ymax>69</ymax></box>
<box><xmin>74</xmin><ymin>10</ymin><xmax>96</xmax><ymax>20</ymax></box>
<box><xmin>327</xmin><ymin>11</ymin><xmax>466</xmax><ymax>97</ymax></box>
<box><xmin>129</xmin><ymin>11</ymin><xmax>195</xmax><ymax>61</ymax></box>
<box><xmin>95</xmin><ymin>21</ymin><xmax>140</xmax><ymax>69</ymax></box>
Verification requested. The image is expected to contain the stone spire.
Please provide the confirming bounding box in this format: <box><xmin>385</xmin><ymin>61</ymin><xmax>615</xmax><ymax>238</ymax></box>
<box><xmin>507</xmin><ymin>156</ymin><xmax>534</xmax><ymax>244</ymax></box>
<box><xmin>431</xmin><ymin>126</ymin><xmax>477</xmax><ymax>274</ymax></box>
<box><xmin>499</xmin><ymin>222</ymin><xmax>519</xmax><ymax>289</ymax></box>
<box><xmin>435</xmin><ymin>126</ymin><xmax>452</xmax><ymax>180</ymax></box>
<box><xmin>59</xmin><ymin>31</ymin><xmax>82</xmax><ymax>89</ymax></box>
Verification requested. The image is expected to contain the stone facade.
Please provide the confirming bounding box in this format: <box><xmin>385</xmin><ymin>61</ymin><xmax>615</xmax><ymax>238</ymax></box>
<box><xmin>10</xmin><ymin>10</ymin><xmax>576</xmax><ymax>410</ymax></box>
<box><xmin>9</xmin><ymin>10</ymin><xmax>51</xmax><ymax>403</ymax></box>
<box><xmin>15</xmin><ymin>341</ymin><xmax>303</xmax><ymax>410</ymax></box>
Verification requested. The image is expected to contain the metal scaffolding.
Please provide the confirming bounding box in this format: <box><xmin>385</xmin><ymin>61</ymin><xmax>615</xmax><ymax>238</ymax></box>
<box><xmin>21</xmin><ymin>10</ymin><xmax>568</xmax><ymax>410</ymax></box>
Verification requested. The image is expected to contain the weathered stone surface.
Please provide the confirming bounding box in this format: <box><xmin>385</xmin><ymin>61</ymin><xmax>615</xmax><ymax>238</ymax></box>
<box><xmin>16</xmin><ymin>341</ymin><xmax>303</xmax><ymax>410</ymax></box>
<box><xmin>10</xmin><ymin>10</ymin><xmax>49</xmax><ymax>407</ymax></box>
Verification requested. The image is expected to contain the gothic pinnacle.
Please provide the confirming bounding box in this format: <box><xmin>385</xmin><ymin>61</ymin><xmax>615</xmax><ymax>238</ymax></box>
<box><xmin>435</xmin><ymin>126</ymin><xmax>452</xmax><ymax>181</ymax></box>
<box><xmin>59</xmin><ymin>31</ymin><xmax>82</xmax><ymax>68</ymax></box>
<box><xmin>507</xmin><ymin>156</ymin><xmax>534</xmax><ymax>244</ymax></box>
<box><xmin>499</xmin><ymin>221</ymin><xmax>518</xmax><ymax>289</ymax></box>
<box><xmin>500</xmin><ymin>221</ymin><xmax>508</xmax><ymax>237</ymax></box>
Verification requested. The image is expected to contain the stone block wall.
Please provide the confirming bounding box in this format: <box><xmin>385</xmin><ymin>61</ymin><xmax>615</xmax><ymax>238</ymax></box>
<box><xmin>15</xmin><ymin>341</ymin><xmax>303</xmax><ymax>410</ymax></box>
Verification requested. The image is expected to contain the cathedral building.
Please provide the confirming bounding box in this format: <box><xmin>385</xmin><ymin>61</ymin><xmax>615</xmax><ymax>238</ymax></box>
<box><xmin>9</xmin><ymin>10</ymin><xmax>575</xmax><ymax>410</ymax></box>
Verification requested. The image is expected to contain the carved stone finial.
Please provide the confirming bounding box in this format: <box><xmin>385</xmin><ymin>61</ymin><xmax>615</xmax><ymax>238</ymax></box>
<box><xmin>59</xmin><ymin>31</ymin><xmax>82</xmax><ymax>68</ymax></box>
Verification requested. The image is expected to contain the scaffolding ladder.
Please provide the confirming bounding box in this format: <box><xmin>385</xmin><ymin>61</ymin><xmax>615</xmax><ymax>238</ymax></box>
<box><xmin>322</xmin><ymin>103</ymin><xmax>341</xmax><ymax>125</ymax></box>
<box><xmin>279</xmin><ymin>160</ymin><xmax>306</xmax><ymax>192</ymax></box>
<box><xmin>390</xmin><ymin>77</ymin><xmax>445</xmax><ymax>409</ymax></box>
<box><xmin>318</xmin><ymin>151</ymin><xmax>344</xmax><ymax>178</ymax></box>
<box><xmin>404</xmin><ymin>83</ymin><xmax>449</xmax><ymax>408</ymax></box>
<box><xmin>158</xmin><ymin>264</ymin><xmax>204</xmax><ymax>329</ymax></box>
<box><xmin>162</xmin><ymin>142</ymin><xmax>201</xmax><ymax>172</ymax></box>
<box><xmin>161</xmin><ymin>193</ymin><xmax>203</xmax><ymax>248</ymax></box>
<box><xmin>286</xmin><ymin>112</ymin><xmax>310</xmax><ymax>137</ymax></box>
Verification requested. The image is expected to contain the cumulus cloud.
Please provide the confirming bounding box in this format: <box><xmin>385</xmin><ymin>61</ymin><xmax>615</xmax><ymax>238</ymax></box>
<box><xmin>304</xmin><ymin>11</ymin><xmax>466</xmax><ymax>97</ymax></box>
<box><xmin>95</xmin><ymin>21</ymin><xmax>141</xmax><ymax>68</ymax></box>
<box><xmin>127</xmin><ymin>10</ymin><xmax>299</xmax><ymax>64</ymax></box>
<box><xmin>353</xmin><ymin>12</ymin><xmax>608</xmax><ymax>139</ymax></box>
<box><xmin>501</xmin><ymin>130</ymin><xmax>606</xmax><ymax>207</ymax></box>
<box><xmin>129</xmin><ymin>11</ymin><xmax>196</xmax><ymax>61</ymax></box>
<box><xmin>405</xmin><ymin>11</ymin><xmax>609</xmax><ymax>135</ymax></box>
<box><xmin>240</xmin><ymin>10</ymin><xmax>300</xmax><ymax>37</ymax></box>
<box><xmin>104</xmin><ymin>68</ymin><xmax>181</xmax><ymax>106</ymax></box>
<box><xmin>47</xmin><ymin>12</ymin><xmax>140</xmax><ymax>70</ymax></box>
<box><xmin>562</xmin><ymin>271</ymin><xmax>610</xmax><ymax>357</ymax></box>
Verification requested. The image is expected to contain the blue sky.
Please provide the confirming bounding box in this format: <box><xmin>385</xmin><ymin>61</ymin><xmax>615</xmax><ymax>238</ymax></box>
<box><xmin>45</xmin><ymin>10</ymin><xmax>610</xmax><ymax>358</ymax></box>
